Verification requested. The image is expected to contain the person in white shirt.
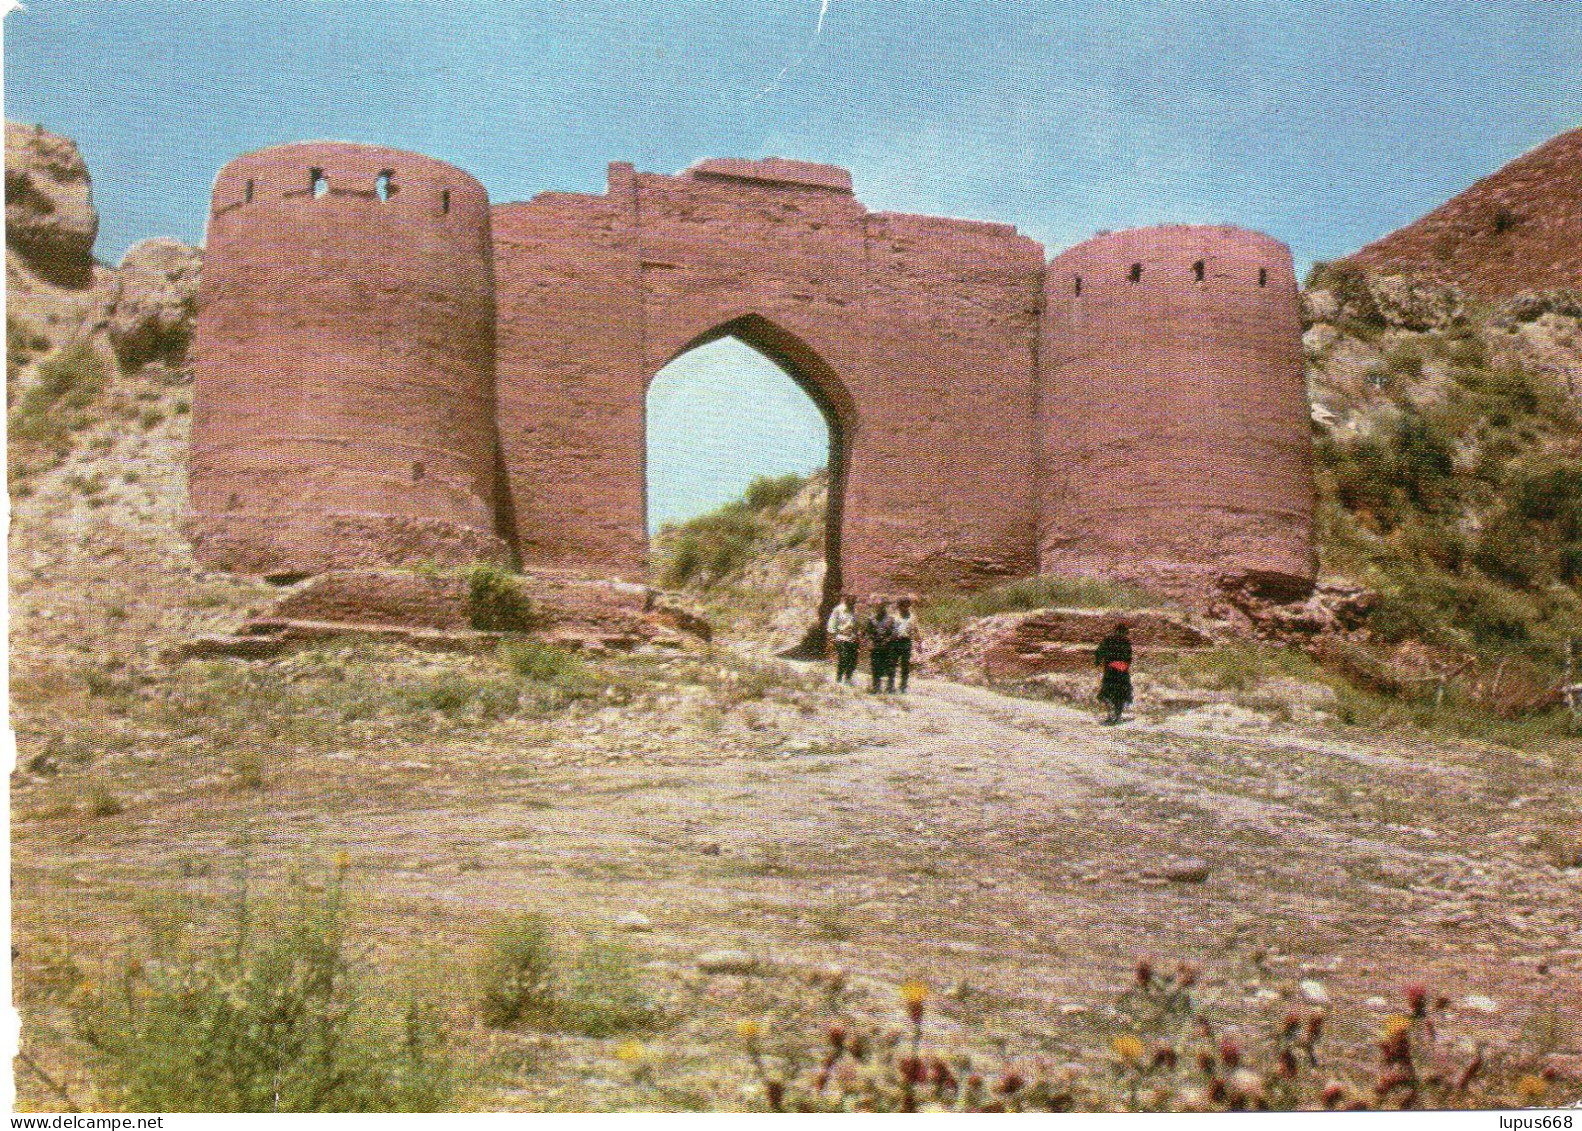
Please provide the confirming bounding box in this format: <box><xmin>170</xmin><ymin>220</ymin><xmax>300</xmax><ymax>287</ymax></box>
<box><xmin>891</xmin><ymin>596</ymin><xmax>921</xmax><ymax>693</ymax></box>
<box><xmin>826</xmin><ymin>594</ymin><xmax>860</xmax><ymax>685</ymax></box>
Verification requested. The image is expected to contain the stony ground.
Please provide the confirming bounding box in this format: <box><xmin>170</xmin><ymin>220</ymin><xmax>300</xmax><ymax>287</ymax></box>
<box><xmin>8</xmin><ymin>379</ymin><xmax>1582</xmax><ymax>1110</ymax></box>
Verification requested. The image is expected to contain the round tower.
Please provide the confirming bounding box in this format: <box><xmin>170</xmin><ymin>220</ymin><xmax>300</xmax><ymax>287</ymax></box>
<box><xmin>189</xmin><ymin>142</ymin><xmax>507</xmax><ymax>576</ymax></box>
<box><xmin>1037</xmin><ymin>226</ymin><xmax>1315</xmax><ymax>599</ymax></box>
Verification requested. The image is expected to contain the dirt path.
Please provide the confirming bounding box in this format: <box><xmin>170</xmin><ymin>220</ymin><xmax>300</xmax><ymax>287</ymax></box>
<box><xmin>12</xmin><ymin>652</ymin><xmax>1581</xmax><ymax>1108</ymax></box>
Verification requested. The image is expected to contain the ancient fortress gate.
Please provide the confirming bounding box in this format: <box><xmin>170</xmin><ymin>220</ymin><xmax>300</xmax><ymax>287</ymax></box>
<box><xmin>191</xmin><ymin>143</ymin><xmax>1317</xmax><ymax>608</ymax></box>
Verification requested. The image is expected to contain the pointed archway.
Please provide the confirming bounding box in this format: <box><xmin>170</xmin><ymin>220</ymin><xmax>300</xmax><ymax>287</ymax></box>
<box><xmin>644</xmin><ymin>314</ymin><xmax>855</xmax><ymax>646</ymax></box>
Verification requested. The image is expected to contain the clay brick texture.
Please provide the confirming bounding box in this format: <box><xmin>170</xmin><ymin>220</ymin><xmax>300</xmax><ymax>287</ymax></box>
<box><xmin>190</xmin><ymin>143</ymin><xmax>508</xmax><ymax>576</ymax></box>
<box><xmin>1041</xmin><ymin>227</ymin><xmax>1315</xmax><ymax>599</ymax></box>
<box><xmin>192</xmin><ymin>143</ymin><xmax>1318</xmax><ymax>604</ymax></box>
<box><xmin>1346</xmin><ymin>128</ymin><xmax>1582</xmax><ymax>301</ymax></box>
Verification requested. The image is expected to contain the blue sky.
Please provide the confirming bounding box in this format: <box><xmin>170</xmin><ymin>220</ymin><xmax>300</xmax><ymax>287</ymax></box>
<box><xmin>7</xmin><ymin>0</ymin><xmax>1578</xmax><ymax>524</ymax></box>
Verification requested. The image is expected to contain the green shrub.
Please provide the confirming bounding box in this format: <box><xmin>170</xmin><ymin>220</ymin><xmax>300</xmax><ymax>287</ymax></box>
<box><xmin>1305</xmin><ymin>261</ymin><xmax>1385</xmax><ymax>336</ymax></box>
<box><xmin>498</xmin><ymin>638</ymin><xmax>582</xmax><ymax>682</ymax></box>
<box><xmin>496</xmin><ymin>639</ymin><xmax>612</xmax><ymax>706</ymax></box>
<box><xmin>743</xmin><ymin>471</ymin><xmax>806</xmax><ymax>511</ymax></box>
<box><xmin>477</xmin><ymin>913</ymin><xmax>558</xmax><ymax>1030</ymax></box>
<box><xmin>72</xmin><ymin>873</ymin><xmax>455</xmax><ymax>1112</ymax></box>
<box><xmin>465</xmin><ymin>564</ymin><xmax>537</xmax><ymax>632</ymax></box>
<box><xmin>554</xmin><ymin>938</ymin><xmax>661</xmax><ymax>1038</ymax></box>
<box><xmin>399</xmin><ymin>670</ymin><xmax>520</xmax><ymax>719</ymax></box>
<box><xmin>476</xmin><ymin>915</ymin><xmax>658</xmax><ymax>1037</ymax></box>
<box><xmin>1383</xmin><ymin>342</ymin><xmax>1425</xmax><ymax>379</ymax></box>
<box><xmin>87</xmin><ymin>785</ymin><xmax>124</xmax><ymax>818</ymax></box>
<box><xmin>1442</xmin><ymin>332</ymin><xmax>1488</xmax><ymax>369</ymax></box>
<box><xmin>8</xmin><ymin>341</ymin><xmax>110</xmax><ymax>484</ymax></box>
<box><xmin>658</xmin><ymin>509</ymin><xmax>761</xmax><ymax>587</ymax></box>
<box><xmin>653</xmin><ymin>471</ymin><xmax>818</xmax><ymax>589</ymax></box>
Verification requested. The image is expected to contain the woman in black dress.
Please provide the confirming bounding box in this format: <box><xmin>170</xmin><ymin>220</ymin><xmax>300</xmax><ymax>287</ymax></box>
<box><xmin>1095</xmin><ymin>621</ymin><xmax>1133</xmax><ymax>725</ymax></box>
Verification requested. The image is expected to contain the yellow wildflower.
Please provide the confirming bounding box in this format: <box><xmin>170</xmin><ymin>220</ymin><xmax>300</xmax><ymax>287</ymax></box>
<box><xmin>615</xmin><ymin>1040</ymin><xmax>645</xmax><ymax>1063</ymax></box>
<box><xmin>900</xmin><ymin>981</ymin><xmax>929</xmax><ymax>1009</ymax></box>
<box><xmin>333</xmin><ymin>849</ymin><xmax>351</xmax><ymax>870</ymax></box>
<box><xmin>736</xmin><ymin>1019</ymin><xmax>763</xmax><ymax>1044</ymax></box>
<box><xmin>1382</xmin><ymin>1015</ymin><xmax>1413</xmax><ymax>1040</ymax></box>
<box><xmin>1516</xmin><ymin>1074</ymin><xmax>1547</xmax><ymax>1102</ymax></box>
<box><xmin>1112</xmin><ymin>1034</ymin><xmax>1145</xmax><ymax>1064</ymax></box>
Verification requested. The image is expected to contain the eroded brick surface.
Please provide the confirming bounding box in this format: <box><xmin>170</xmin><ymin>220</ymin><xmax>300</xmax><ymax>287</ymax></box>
<box><xmin>1040</xmin><ymin>227</ymin><xmax>1316</xmax><ymax>600</ymax></box>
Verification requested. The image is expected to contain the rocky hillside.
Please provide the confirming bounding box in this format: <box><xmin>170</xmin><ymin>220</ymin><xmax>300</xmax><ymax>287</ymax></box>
<box><xmin>1346</xmin><ymin>127</ymin><xmax>1582</xmax><ymax>300</ymax></box>
<box><xmin>7</xmin><ymin>122</ymin><xmax>201</xmax><ymax>499</ymax></box>
<box><xmin>650</xmin><ymin>471</ymin><xmax>831</xmax><ymax>653</ymax></box>
<box><xmin>1302</xmin><ymin>264</ymin><xmax>1582</xmax><ymax>711</ymax></box>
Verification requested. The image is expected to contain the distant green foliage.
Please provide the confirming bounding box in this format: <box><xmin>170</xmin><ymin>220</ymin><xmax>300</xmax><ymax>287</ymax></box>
<box><xmin>655</xmin><ymin>471</ymin><xmax>818</xmax><ymax>588</ymax></box>
<box><xmin>464</xmin><ymin>564</ymin><xmax>537</xmax><ymax>632</ymax></box>
<box><xmin>742</xmin><ymin>471</ymin><xmax>806</xmax><ymax>511</ymax></box>
<box><xmin>72</xmin><ymin>870</ymin><xmax>456</xmax><ymax>1112</ymax></box>
<box><xmin>1305</xmin><ymin>261</ymin><xmax>1386</xmax><ymax>339</ymax></box>
<box><xmin>922</xmin><ymin>575</ymin><xmax>1163</xmax><ymax>634</ymax></box>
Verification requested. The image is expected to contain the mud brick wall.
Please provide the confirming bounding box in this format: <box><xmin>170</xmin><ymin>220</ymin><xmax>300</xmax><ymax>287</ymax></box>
<box><xmin>1347</xmin><ymin>128</ymin><xmax>1582</xmax><ymax>300</ymax></box>
<box><xmin>192</xmin><ymin>144</ymin><xmax>1317</xmax><ymax>607</ymax></box>
<box><xmin>190</xmin><ymin>142</ymin><xmax>507</xmax><ymax>575</ymax></box>
<box><xmin>491</xmin><ymin>158</ymin><xmax>1047</xmax><ymax>599</ymax></box>
<box><xmin>1040</xmin><ymin>226</ymin><xmax>1315</xmax><ymax>598</ymax></box>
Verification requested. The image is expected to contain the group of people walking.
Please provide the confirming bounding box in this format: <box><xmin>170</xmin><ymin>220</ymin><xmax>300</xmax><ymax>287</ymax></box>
<box><xmin>825</xmin><ymin>593</ymin><xmax>1136</xmax><ymax>724</ymax></box>
<box><xmin>825</xmin><ymin>594</ymin><xmax>919</xmax><ymax>693</ymax></box>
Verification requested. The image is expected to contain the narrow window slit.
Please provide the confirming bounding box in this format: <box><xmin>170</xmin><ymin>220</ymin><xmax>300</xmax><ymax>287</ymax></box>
<box><xmin>440</xmin><ymin>188</ymin><xmax>451</xmax><ymax>215</ymax></box>
<box><xmin>1128</xmin><ymin>262</ymin><xmax>1142</xmax><ymax>283</ymax></box>
<box><xmin>1258</xmin><ymin>267</ymin><xmax>1268</xmax><ymax>287</ymax></box>
<box><xmin>1192</xmin><ymin>259</ymin><xmax>1205</xmax><ymax>282</ymax></box>
<box><xmin>1073</xmin><ymin>274</ymin><xmax>1083</xmax><ymax>296</ymax></box>
<box><xmin>377</xmin><ymin>170</ymin><xmax>393</xmax><ymax>201</ymax></box>
<box><xmin>411</xmin><ymin>461</ymin><xmax>425</xmax><ymax>482</ymax></box>
<box><xmin>244</xmin><ymin>179</ymin><xmax>254</xmax><ymax>203</ymax></box>
<box><xmin>310</xmin><ymin>168</ymin><xmax>328</xmax><ymax>198</ymax></box>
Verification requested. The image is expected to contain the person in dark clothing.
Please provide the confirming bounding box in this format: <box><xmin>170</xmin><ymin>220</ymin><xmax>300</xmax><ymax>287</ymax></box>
<box><xmin>1095</xmin><ymin>621</ymin><xmax>1134</xmax><ymax>725</ymax></box>
<box><xmin>865</xmin><ymin>600</ymin><xmax>897</xmax><ymax>693</ymax></box>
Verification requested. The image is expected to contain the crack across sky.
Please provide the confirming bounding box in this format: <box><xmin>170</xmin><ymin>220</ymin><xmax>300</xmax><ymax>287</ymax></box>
<box><xmin>6</xmin><ymin>0</ymin><xmax>1578</xmax><ymax>526</ymax></box>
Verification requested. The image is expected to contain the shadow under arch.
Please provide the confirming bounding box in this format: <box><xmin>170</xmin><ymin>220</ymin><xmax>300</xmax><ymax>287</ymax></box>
<box><xmin>646</xmin><ymin>313</ymin><xmax>856</xmax><ymax>655</ymax></box>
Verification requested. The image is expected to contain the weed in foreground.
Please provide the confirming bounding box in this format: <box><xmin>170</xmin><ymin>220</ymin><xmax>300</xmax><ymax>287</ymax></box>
<box><xmin>723</xmin><ymin>962</ymin><xmax>1576</xmax><ymax>1112</ymax></box>
<box><xmin>67</xmin><ymin>865</ymin><xmax>456</xmax><ymax>1112</ymax></box>
<box><xmin>476</xmin><ymin>915</ymin><xmax>660</xmax><ymax>1038</ymax></box>
<box><xmin>476</xmin><ymin>913</ymin><xmax>558</xmax><ymax>1030</ymax></box>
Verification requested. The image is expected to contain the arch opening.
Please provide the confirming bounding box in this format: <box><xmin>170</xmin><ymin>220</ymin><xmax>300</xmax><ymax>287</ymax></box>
<box><xmin>644</xmin><ymin>316</ymin><xmax>852</xmax><ymax>653</ymax></box>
